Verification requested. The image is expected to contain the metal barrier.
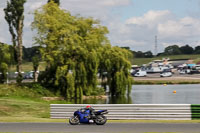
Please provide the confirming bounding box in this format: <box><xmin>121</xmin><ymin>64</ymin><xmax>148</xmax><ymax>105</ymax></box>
<box><xmin>50</xmin><ymin>104</ymin><xmax>192</xmax><ymax>120</ymax></box>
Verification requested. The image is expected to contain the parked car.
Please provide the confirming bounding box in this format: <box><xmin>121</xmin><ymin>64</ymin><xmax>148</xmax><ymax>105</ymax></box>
<box><xmin>160</xmin><ymin>69</ymin><xmax>172</xmax><ymax>77</ymax></box>
<box><xmin>160</xmin><ymin>72</ymin><xmax>172</xmax><ymax>77</ymax></box>
<box><xmin>131</xmin><ymin>69</ymin><xmax>139</xmax><ymax>76</ymax></box>
<box><xmin>178</xmin><ymin>69</ymin><xmax>186</xmax><ymax>74</ymax></box>
<box><xmin>13</xmin><ymin>71</ymin><xmax>25</xmax><ymax>78</ymax></box>
<box><xmin>24</xmin><ymin>71</ymin><xmax>33</xmax><ymax>79</ymax></box>
<box><xmin>134</xmin><ymin>70</ymin><xmax>147</xmax><ymax>77</ymax></box>
<box><xmin>189</xmin><ymin>69</ymin><xmax>200</xmax><ymax>74</ymax></box>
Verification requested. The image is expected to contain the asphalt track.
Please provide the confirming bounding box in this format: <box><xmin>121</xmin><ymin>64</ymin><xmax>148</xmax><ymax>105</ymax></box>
<box><xmin>0</xmin><ymin>122</ymin><xmax>200</xmax><ymax>133</ymax></box>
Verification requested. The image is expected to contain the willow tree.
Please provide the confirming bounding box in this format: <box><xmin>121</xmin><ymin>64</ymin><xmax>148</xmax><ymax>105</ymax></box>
<box><xmin>4</xmin><ymin>0</ymin><xmax>26</xmax><ymax>83</ymax></box>
<box><xmin>32</xmin><ymin>2</ymin><xmax>108</xmax><ymax>99</ymax></box>
<box><xmin>99</xmin><ymin>45</ymin><xmax>132</xmax><ymax>96</ymax></box>
<box><xmin>32</xmin><ymin>2</ymin><xmax>132</xmax><ymax>99</ymax></box>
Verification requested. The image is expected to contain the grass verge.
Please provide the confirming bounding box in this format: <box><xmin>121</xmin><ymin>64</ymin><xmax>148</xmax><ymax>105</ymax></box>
<box><xmin>132</xmin><ymin>54</ymin><xmax>200</xmax><ymax>65</ymax></box>
<box><xmin>0</xmin><ymin>83</ymin><xmax>70</xmax><ymax>122</ymax></box>
<box><xmin>107</xmin><ymin>119</ymin><xmax>200</xmax><ymax>123</ymax></box>
<box><xmin>10</xmin><ymin>62</ymin><xmax>46</xmax><ymax>72</ymax></box>
<box><xmin>1</xmin><ymin>117</ymin><xmax>200</xmax><ymax>123</ymax></box>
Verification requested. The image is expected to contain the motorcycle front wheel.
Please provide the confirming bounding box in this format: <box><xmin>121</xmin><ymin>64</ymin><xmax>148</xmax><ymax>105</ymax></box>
<box><xmin>95</xmin><ymin>115</ymin><xmax>107</xmax><ymax>125</ymax></box>
<box><xmin>69</xmin><ymin>116</ymin><xmax>80</xmax><ymax>125</ymax></box>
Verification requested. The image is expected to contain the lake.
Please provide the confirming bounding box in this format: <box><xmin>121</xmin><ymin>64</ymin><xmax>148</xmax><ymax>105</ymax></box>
<box><xmin>81</xmin><ymin>84</ymin><xmax>200</xmax><ymax>104</ymax></box>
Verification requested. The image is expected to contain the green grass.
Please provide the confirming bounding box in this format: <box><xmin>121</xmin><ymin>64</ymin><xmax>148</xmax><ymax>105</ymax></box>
<box><xmin>131</xmin><ymin>54</ymin><xmax>200</xmax><ymax>65</ymax></box>
<box><xmin>0</xmin><ymin>83</ymin><xmax>70</xmax><ymax>121</ymax></box>
<box><xmin>9</xmin><ymin>61</ymin><xmax>46</xmax><ymax>72</ymax></box>
<box><xmin>107</xmin><ymin>119</ymin><xmax>200</xmax><ymax>123</ymax></box>
<box><xmin>0</xmin><ymin>97</ymin><xmax>50</xmax><ymax>118</ymax></box>
<box><xmin>1</xmin><ymin>115</ymin><xmax>200</xmax><ymax>123</ymax></box>
<box><xmin>0</xmin><ymin>83</ymin><xmax>54</xmax><ymax>98</ymax></box>
<box><xmin>0</xmin><ymin>96</ymin><xmax>70</xmax><ymax>121</ymax></box>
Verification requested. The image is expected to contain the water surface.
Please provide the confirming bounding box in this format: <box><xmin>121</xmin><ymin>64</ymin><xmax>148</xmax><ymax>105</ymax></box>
<box><xmin>76</xmin><ymin>84</ymin><xmax>200</xmax><ymax>104</ymax></box>
<box><xmin>131</xmin><ymin>84</ymin><xmax>200</xmax><ymax>104</ymax></box>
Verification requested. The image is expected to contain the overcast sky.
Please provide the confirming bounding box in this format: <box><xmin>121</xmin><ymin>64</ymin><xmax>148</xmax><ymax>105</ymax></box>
<box><xmin>1</xmin><ymin>0</ymin><xmax>200</xmax><ymax>53</ymax></box>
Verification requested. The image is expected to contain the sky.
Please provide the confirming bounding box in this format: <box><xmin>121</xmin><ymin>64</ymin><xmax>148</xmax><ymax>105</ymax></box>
<box><xmin>1</xmin><ymin>0</ymin><xmax>200</xmax><ymax>53</ymax></box>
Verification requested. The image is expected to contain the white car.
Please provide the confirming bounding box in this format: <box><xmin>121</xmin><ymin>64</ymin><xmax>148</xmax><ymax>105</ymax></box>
<box><xmin>134</xmin><ymin>70</ymin><xmax>147</xmax><ymax>77</ymax></box>
<box><xmin>178</xmin><ymin>70</ymin><xmax>186</xmax><ymax>74</ymax></box>
<box><xmin>160</xmin><ymin>72</ymin><xmax>172</xmax><ymax>77</ymax></box>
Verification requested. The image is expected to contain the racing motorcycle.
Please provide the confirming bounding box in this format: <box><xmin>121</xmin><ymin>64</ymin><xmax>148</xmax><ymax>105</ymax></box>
<box><xmin>69</xmin><ymin>108</ymin><xmax>108</xmax><ymax>125</ymax></box>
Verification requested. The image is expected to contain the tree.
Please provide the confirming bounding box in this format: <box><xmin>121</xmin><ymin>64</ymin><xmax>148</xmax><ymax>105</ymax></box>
<box><xmin>164</xmin><ymin>45</ymin><xmax>181</xmax><ymax>55</ymax></box>
<box><xmin>23</xmin><ymin>46</ymin><xmax>41</xmax><ymax>62</ymax></box>
<box><xmin>0</xmin><ymin>43</ymin><xmax>11</xmax><ymax>83</ymax></box>
<box><xmin>32</xmin><ymin>56</ymin><xmax>40</xmax><ymax>82</ymax></box>
<box><xmin>47</xmin><ymin>0</ymin><xmax>60</xmax><ymax>5</ymax></box>
<box><xmin>194</xmin><ymin>46</ymin><xmax>200</xmax><ymax>54</ymax></box>
<box><xmin>32</xmin><ymin>2</ymin><xmax>105</xmax><ymax>98</ymax></box>
<box><xmin>121</xmin><ymin>47</ymin><xmax>130</xmax><ymax>50</ymax></box>
<box><xmin>32</xmin><ymin>2</ymin><xmax>132</xmax><ymax>98</ymax></box>
<box><xmin>144</xmin><ymin>51</ymin><xmax>153</xmax><ymax>58</ymax></box>
<box><xmin>99</xmin><ymin>46</ymin><xmax>132</xmax><ymax>96</ymax></box>
<box><xmin>134</xmin><ymin>51</ymin><xmax>145</xmax><ymax>58</ymax></box>
<box><xmin>4</xmin><ymin>0</ymin><xmax>26</xmax><ymax>83</ymax></box>
<box><xmin>180</xmin><ymin>45</ymin><xmax>194</xmax><ymax>54</ymax></box>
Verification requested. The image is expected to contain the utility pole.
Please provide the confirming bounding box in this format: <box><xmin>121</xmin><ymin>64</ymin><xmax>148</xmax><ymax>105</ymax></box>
<box><xmin>154</xmin><ymin>35</ymin><xmax>158</xmax><ymax>56</ymax></box>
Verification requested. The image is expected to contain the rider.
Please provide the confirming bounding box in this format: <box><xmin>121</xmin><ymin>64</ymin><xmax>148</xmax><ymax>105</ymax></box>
<box><xmin>85</xmin><ymin>105</ymin><xmax>95</xmax><ymax>118</ymax></box>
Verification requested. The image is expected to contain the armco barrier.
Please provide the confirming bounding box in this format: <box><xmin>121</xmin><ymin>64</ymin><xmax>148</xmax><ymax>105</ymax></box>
<box><xmin>50</xmin><ymin>104</ymin><xmax>199</xmax><ymax>120</ymax></box>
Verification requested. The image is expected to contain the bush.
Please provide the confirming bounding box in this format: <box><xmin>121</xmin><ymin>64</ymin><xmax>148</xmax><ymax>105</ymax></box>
<box><xmin>0</xmin><ymin>83</ymin><xmax>55</xmax><ymax>98</ymax></box>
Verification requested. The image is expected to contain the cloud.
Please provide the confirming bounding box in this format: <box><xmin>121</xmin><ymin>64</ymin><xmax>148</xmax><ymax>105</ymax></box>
<box><xmin>28</xmin><ymin>1</ymin><xmax>44</xmax><ymax>10</ymax></box>
<box><xmin>126</xmin><ymin>10</ymin><xmax>174</xmax><ymax>29</ymax></box>
<box><xmin>0</xmin><ymin>3</ymin><xmax>12</xmax><ymax>44</ymax></box>
<box><xmin>117</xmin><ymin>10</ymin><xmax>200</xmax><ymax>52</ymax></box>
<box><xmin>1</xmin><ymin>0</ymin><xmax>200</xmax><ymax>53</ymax></box>
<box><xmin>60</xmin><ymin>0</ymin><xmax>132</xmax><ymax>21</ymax></box>
<box><xmin>107</xmin><ymin>10</ymin><xmax>173</xmax><ymax>52</ymax></box>
<box><xmin>0</xmin><ymin>0</ymin><xmax>132</xmax><ymax>47</ymax></box>
<box><xmin>0</xmin><ymin>8</ymin><xmax>4</xmax><ymax>26</ymax></box>
<box><xmin>101</xmin><ymin>0</ymin><xmax>132</xmax><ymax>6</ymax></box>
<box><xmin>158</xmin><ymin>17</ymin><xmax>200</xmax><ymax>39</ymax></box>
<box><xmin>162</xmin><ymin>42</ymin><xmax>185</xmax><ymax>48</ymax></box>
<box><xmin>116</xmin><ymin>40</ymin><xmax>146</xmax><ymax>47</ymax></box>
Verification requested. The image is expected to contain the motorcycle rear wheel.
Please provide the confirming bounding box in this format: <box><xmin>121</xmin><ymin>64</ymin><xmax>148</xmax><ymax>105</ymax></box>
<box><xmin>69</xmin><ymin>116</ymin><xmax>80</xmax><ymax>125</ymax></box>
<box><xmin>95</xmin><ymin>115</ymin><xmax>107</xmax><ymax>125</ymax></box>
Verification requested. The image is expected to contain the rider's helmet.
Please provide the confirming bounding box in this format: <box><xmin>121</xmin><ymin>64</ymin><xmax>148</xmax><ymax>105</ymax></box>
<box><xmin>86</xmin><ymin>105</ymin><xmax>91</xmax><ymax>109</ymax></box>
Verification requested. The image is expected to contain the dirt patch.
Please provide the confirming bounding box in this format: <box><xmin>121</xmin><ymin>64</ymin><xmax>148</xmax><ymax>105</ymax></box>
<box><xmin>82</xmin><ymin>95</ymin><xmax>107</xmax><ymax>100</ymax></box>
<box><xmin>41</xmin><ymin>97</ymin><xmax>65</xmax><ymax>101</ymax></box>
<box><xmin>42</xmin><ymin>96</ymin><xmax>107</xmax><ymax>101</ymax></box>
<box><xmin>0</xmin><ymin>105</ymin><xmax>10</xmax><ymax>112</ymax></box>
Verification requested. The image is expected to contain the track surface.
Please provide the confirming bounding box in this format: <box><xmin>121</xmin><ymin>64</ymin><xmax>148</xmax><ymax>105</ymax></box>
<box><xmin>0</xmin><ymin>122</ymin><xmax>200</xmax><ymax>133</ymax></box>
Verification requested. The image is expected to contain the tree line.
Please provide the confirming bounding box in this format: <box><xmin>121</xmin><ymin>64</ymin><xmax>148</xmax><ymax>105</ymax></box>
<box><xmin>122</xmin><ymin>44</ymin><xmax>200</xmax><ymax>58</ymax></box>
<box><xmin>162</xmin><ymin>44</ymin><xmax>200</xmax><ymax>55</ymax></box>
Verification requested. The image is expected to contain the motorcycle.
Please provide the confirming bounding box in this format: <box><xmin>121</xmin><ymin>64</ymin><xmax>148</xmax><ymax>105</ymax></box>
<box><xmin>69</xmin><ymin>108</ymin><xmax>108</xmax><ymax>125</ymax></box>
